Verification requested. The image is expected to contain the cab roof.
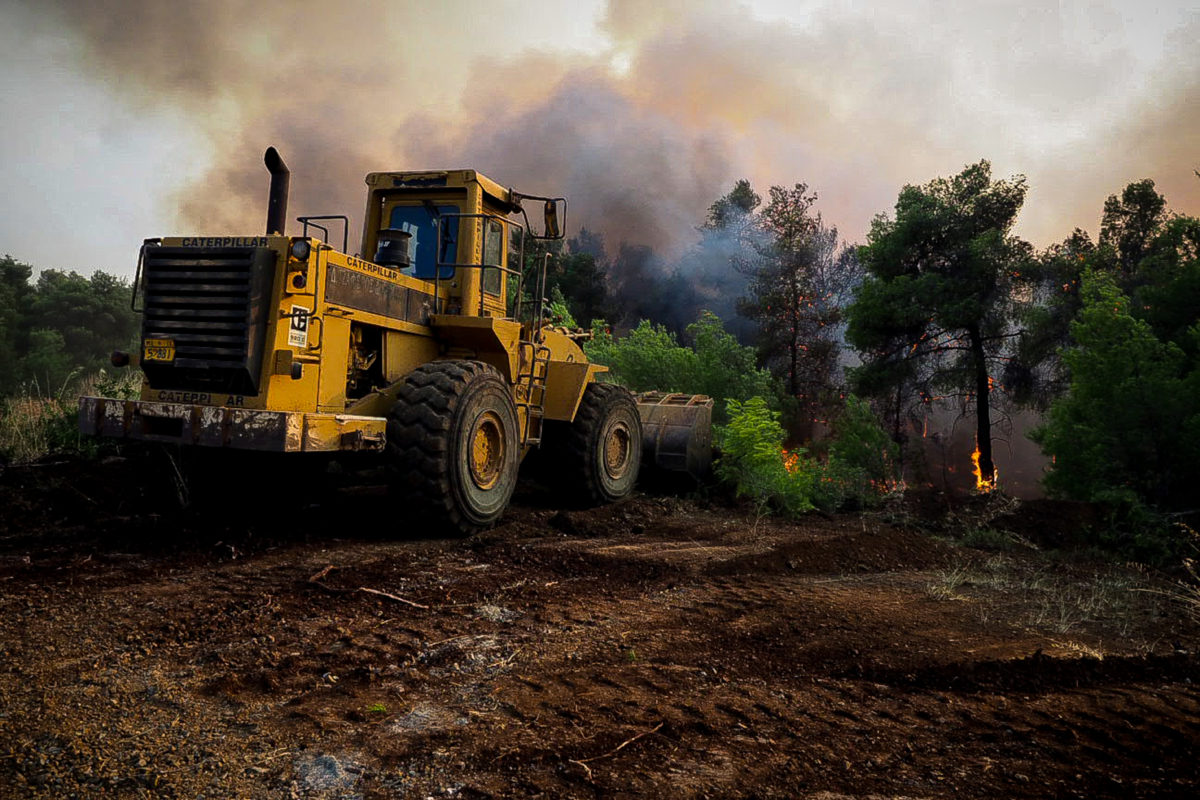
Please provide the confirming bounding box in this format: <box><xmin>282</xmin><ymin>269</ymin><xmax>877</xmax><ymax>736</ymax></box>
<box><xmin>364</xmin><ymin>169</ymin><xmax>517</xmax><ymax>212</ymax></box>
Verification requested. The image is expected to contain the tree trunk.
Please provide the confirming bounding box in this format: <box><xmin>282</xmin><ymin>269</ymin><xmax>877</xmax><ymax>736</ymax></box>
<box><xmin>893</xmin><ymin>383</ymin><xmax>906</xmax><ymax>473</ymax></box>
<box><xmin>967</xmin><ymin>324</ymin><xmax>995</xmax><ymax>484</ymax></box>
<box><xmin>788</xmin><ymin>279</ymin><xmax>800</xmax><ymax>398</ymax></box>
<box><xmin>789</xmin><ymin>320</ymin><xmax>799</xmax><ymax>397</ymax></box>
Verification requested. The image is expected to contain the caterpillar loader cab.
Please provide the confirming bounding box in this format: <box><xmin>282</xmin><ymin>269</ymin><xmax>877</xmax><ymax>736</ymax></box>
<box><xmin>80</xmin><ymin>148</ymin><xmax>712</xmax><ymax>532</ymax></box>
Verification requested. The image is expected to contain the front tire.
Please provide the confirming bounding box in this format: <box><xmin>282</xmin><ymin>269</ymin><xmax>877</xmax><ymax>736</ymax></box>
<box><xmin>550</xmin><ymin>382</ymin><xmax>642</xmax><ymax>506</ymax></box>
<box><xmin>387</xmin><ymin>361</ymin><xmax>520</xmax><ymax>534</ymax></box>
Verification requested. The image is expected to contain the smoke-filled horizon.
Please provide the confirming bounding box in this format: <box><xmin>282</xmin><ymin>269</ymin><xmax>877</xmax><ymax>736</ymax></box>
<box><xmin>1</xmin><ymin>0</ymin><xmax>1197</xmax><ymax>276</ymax></box>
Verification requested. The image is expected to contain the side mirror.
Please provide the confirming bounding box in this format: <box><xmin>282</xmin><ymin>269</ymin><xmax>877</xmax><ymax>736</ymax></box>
<box><xmin>544</xmin><ymin>200</ymin><xmax>561</xmax><ymax>239</ymax></box>
<box><xmin>510</xmin><ymin>191</ymin><xmax>566</xmax><ymax>240</ymax></box>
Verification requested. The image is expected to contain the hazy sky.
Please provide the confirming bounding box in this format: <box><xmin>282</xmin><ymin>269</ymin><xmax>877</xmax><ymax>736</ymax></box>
<box><xmin>1</xmin><ymin>0</ymin><xmax>1196</xmax><ymax>278</ymax></box>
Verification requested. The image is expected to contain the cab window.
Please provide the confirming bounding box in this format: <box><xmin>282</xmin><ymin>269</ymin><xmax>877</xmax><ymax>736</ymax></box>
<box><xmin>482</xmin><ymin>217</ymin><xmax>504</xmax><ymax>295</ymax></box>
<box><xmin>388</xmin><ymin>204</ymin><xmax>458</xmax><ymax>279</ymax></box>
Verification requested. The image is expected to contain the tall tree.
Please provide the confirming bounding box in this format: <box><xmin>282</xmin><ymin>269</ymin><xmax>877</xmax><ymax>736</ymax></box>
<box><xmin>27</xmin><ymin>270</ymin><xmax>138</xmax><ymax>370</ymax></box>
<box><xmin>1030</xmin><ymin>269</ymin><xmax>1200</xmax><ymax>511</ymax></box>
<box><xmin>598</xmin><ymin>180</ymin><xmax>764</xmax><ymax>340</ymax></box>
<box><xmin>672</xmin><ymin>179</ymin><xmax>763</xmax><ymax>344</ymax></box>
<box><xmin>1012</xmin><ymin>180</ymin><xmax>1195</xmax><ymax>410</ymax></box>
<box><xmin>738</xmin><ymin>185</ymin><xmax>858</xmax><ymax>423</ymax></box>
<box><xmin>606</xmin><ymin>242</ymin><xmax>673</xmax><ymax>330</ymax></box>
<box><xmin>0</xmin><ymin>261</ymin><xmax>139</xmax><ymax>395</ymax></box>
<box><xmin>0</xmin><ymin>256</ymin><xmax>34</xmax><ymax>394</ymax></box>
<box><xmin>1100</xmin><ymin>178</ymin><xmax>1168</xmax><ymax>276</ymax></box>
<box><xmin>847</xmin><ymin>161</ymin><xmax>1032</xmax><ymax>485</ymax></box>
<box><xmin>1006</xmin><ymin>228</ymin><xmax>1100</xmax><ymax>408</ymax></box>
<box><xmin>703</xmin><ymin>179</ymin><xmax>760</xmax><ymax>232</ymax></box>
<box><xmin>541</xmin><ymin>228</ymin><xmax>612</xmax><ymax>327</ymax></box>
<box><xmin>1127</xmin><ymin>214</ymin><xmax>1200</xmax><ymax>357</ymax></box>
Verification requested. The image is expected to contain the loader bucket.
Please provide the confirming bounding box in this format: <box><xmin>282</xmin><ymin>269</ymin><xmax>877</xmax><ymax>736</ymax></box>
<box><xmin>635</xmin><ymin>392</ymin><xmax>714</xmax><ymax>481</ymax></box>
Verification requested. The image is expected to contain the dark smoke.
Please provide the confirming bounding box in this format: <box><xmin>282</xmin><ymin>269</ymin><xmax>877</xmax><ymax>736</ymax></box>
<box><xmin>19</xmin><ymin>0</ymin><xmax>1198</xmax><ymax>285</ymax></box>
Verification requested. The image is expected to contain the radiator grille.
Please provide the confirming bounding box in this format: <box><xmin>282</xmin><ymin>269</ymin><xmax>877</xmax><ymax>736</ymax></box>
<box><xmin>140</xmin><ymin>245</ymin><xmax>276</xmax><ymax>394</ymax></box>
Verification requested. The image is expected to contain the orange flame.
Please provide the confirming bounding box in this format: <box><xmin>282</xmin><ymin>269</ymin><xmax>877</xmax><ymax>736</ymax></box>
<box><xmin>970</xmin><ymin>442</ymin><xmax>997</xmax><ymax>493</ymax></box>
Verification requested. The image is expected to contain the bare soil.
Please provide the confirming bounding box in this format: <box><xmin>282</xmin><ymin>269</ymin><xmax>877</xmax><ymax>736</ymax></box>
<box><xmin>0</xmin><ymin>454</ymin><xmax>1197</xmax><ymax>799</ymax></box>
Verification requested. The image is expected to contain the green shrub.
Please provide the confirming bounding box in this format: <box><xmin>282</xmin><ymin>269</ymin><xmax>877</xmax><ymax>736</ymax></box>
<box><xmin>816</xmin><ymin>395</ymin><xmax>902</xmax><ymax>510</ymax></box>
<box><xmin>585</xmin><ymin>311</ymin><xmax>775</xmax><ymax>422</ymax></box>
<box><xmin>586</xmin><ymin>320</ymin><xmax>699</xmax><ymax>394</ymax></box>
<box><xmin>716</xmin><ymin>397</ymin><xmax>816</xmax><ymax>516</ymax></box>
<box><xmin>715</xmin><ymin>394</ymin><xmax>903</xmax><ymax>516</ymax></box>
<box><xmin>960</xmin><ymin>528</ymin><xmax>1020</xmax><ymax>551</ymax></box>
<box><xmin>546</xmin><ymin>285</ymin><xmax>578</xmax><ymax>328</ymax></box>
<box><xmin>0</xmin><ymin>394</ymin><xmax>69</xmax><ymax>464</ymax></box>
<box><xmin>1085</xmin><ymin>488</ymin><xmax>1180</xmax><ymax>565</ymax></box>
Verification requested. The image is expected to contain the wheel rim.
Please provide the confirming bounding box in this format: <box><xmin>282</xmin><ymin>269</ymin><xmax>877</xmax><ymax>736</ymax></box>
<box><xmin>603</xmin><ymin>420</ymin><xmax>633</xmax><ymax>481</ymax></box>
<box><xmin>469</xmin><ymin>410</ymin><xmax>506</xmax><ymax>490</ymax></box>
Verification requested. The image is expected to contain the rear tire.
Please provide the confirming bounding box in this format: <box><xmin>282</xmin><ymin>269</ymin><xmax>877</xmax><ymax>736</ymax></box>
<box><xmin>549</xmin><ymin>382</ymin><xmax>642</xmax><ymax>506</ymax></box>
<box><xmin>387</xmin><ymin>361</ymin><xmax>520</xmax><ymax>534</ymax></box>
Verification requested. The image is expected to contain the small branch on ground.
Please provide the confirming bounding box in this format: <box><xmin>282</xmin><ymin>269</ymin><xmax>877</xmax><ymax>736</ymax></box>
<box><xmin>569</xmin><ymin>722</ymin><xmax>665</xmax><ymax>779</ymax></box>
<box><xmin>306</xmin><ymin>564</ymin><xmax>430</xmax><ymax>609</ymax></box>
<box><xmin>356</xmin><ymin>586</ymin><xmax>429</xmax><ymax>609</ymax></box>
<box><xmin>308</xmin><ymin>564</ymin><xmax>338</xmax><ymax>583</ymax></box>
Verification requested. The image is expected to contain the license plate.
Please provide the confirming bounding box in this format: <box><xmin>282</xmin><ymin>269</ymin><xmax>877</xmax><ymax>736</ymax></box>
<box><xmin>143</xmin><ymin>338</ymin><xmax>176</xmax><ymax>362</ymax></box>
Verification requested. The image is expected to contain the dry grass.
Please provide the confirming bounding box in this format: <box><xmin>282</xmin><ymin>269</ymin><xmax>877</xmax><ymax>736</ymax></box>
<box><xmin>0</xmin><ymin>394</ymin><xmax>74</xmax><ymax>464</ymax></box>
<box><xmin>926</xmin><ymin>552</ymin><xmax>1162</xmax><ymax>643</ymax></box>
<box><xmin>0</xmin><ymin>371</ymin><xmax>140</xmax><ymax>464</ymax></box>
<box><xmin>1145</xmin><ymin>523</ymin><xmax>1200</xmax><ymax>624</ymax></box>
<box><xmin>1181</xmin><ymin>529</ymin><xmax>1200</xmax><ymax>622</ymax></box>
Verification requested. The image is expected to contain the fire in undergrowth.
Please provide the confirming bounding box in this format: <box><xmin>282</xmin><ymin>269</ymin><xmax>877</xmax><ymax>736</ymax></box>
<box><xmin>971</xmin><ymin>442</ymin><xmax>997</xmax><ymax>493</ymax></box>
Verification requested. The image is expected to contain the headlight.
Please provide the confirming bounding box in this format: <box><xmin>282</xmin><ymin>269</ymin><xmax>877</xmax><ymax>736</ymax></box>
<box><xmin>289</xmin><ymin>238</ymin><xmax>312</xmax><ymax>261</ymax></box>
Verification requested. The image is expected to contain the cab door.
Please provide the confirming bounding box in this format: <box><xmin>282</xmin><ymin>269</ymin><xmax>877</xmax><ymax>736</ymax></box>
<box><xmin>479</xmin><ymin>212</ymin><xmax>510</xmax><ymax>319</ymax></box>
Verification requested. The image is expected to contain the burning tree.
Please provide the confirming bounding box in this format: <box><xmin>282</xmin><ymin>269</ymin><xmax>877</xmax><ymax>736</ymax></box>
<box><xmin>846</xmin><ymin>161</ymin><xmax>1032</xmax><ymax>489</ymax></box>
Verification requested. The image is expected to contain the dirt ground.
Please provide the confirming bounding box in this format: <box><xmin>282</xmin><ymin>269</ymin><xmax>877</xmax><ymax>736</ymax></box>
<box><xmin>1</xmin><ymin>454</ymin><xmax>1197</xmax><ymax>799</ymax></box>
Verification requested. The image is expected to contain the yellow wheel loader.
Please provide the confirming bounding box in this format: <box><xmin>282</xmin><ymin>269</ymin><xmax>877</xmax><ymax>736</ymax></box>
<box><xmin>80</xmin><ymin>149</ymin><xmax>711</xmax><ymax>532</ymax></box>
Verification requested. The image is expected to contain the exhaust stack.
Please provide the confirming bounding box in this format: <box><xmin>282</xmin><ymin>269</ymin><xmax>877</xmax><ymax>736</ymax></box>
<box><xmin>264</xmin><ymin>147</ymin><xmax>290</xmax><ymax>235</ymax></box>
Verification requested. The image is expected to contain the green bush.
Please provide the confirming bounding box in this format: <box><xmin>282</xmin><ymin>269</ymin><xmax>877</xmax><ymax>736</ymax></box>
<box><xmin>546</xmin><ymin>285</ymin><xmax>578</xmax><ymax>328</ymax></box>
<box><xmin>585</xmin><ymin>320</ymin><xmax>699</xmax><ymax>393</ymax></box>
<box><xmin>716</xmin><ymin>397</ymin><xmax>817</xmax><ymax>516</ymax></box>
<box><xmin>715</xmin><ymin>394</ymin><xmax>902</xmax><ymax>516</ymax></box>
<box><xmin>585</xmin><ymin>311</ymin><xmax>775</xmax><ymax>421</ymax></box>
<box><xmin>816</xmin><ymin>395</ymin><xmax>902</xmax><ymax>509</ymax></box>
<box><xmin>1086</xmin><ymin>488</ymin><xmax>1179</xmax><ymax>565</ymax></box>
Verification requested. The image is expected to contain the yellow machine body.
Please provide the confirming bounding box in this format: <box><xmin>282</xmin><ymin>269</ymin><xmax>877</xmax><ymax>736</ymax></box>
<box><xmin>80</xmin><ymin>167</ymin><xmax>602</xmax><ymax>454</ymax></box>
<box><xmin>81</xmin><ymin>150</ymin><xmax>711</xmax><ymax>532</ymax></box>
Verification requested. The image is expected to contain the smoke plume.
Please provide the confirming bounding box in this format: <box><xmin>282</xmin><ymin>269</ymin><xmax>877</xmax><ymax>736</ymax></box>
<box><xmin>17</xmin><ymin>0</ymin><xmax>1199</xmax><ymax>261</ymax></box>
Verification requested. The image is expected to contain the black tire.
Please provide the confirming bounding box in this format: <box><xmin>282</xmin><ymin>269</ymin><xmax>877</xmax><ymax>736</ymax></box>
<box><xmin>550</xmin><ymin>382</ymin><xmax>642</xmax><ymax>506</ymax></box>
<box><xmin>387</xmin><ymin>360</ymin><xmax>520</xmax><ymax>534</ymax></box>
